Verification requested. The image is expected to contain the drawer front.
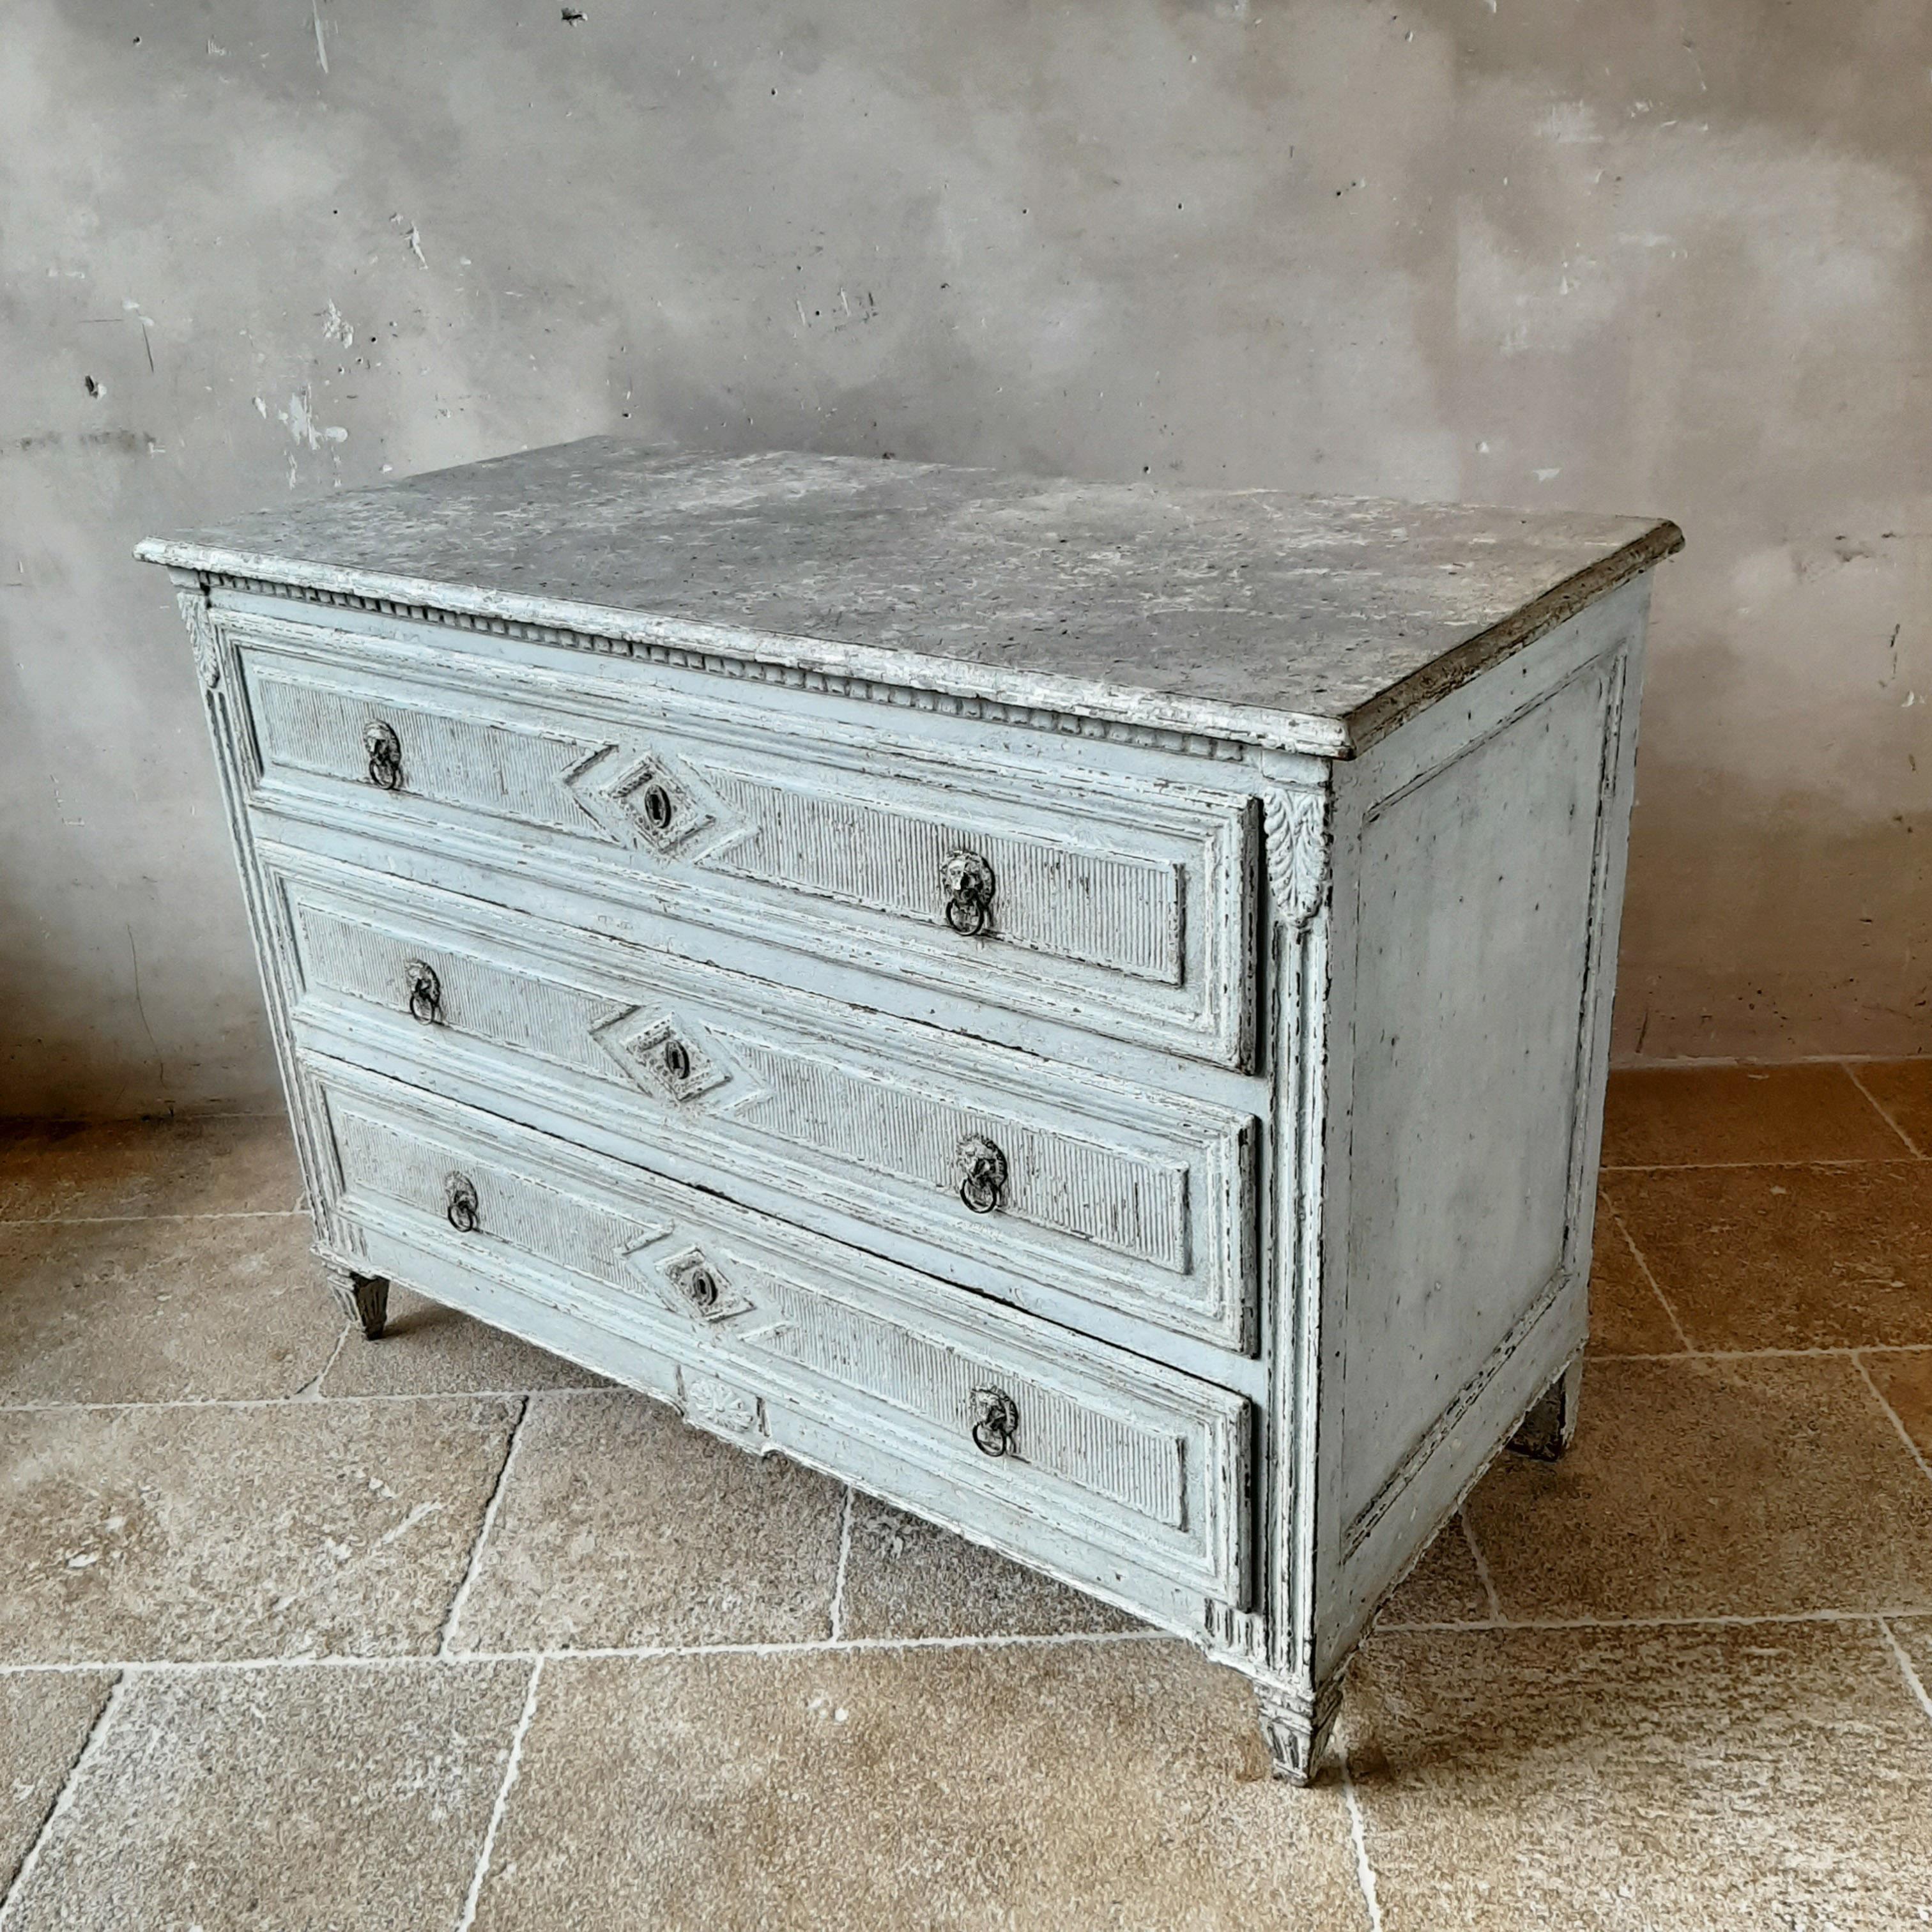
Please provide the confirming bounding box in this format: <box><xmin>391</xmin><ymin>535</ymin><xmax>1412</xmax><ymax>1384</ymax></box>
<box><xmin>270</xmin><ymin>853</ymin><xmax>1258</xmax><ymax>1353</ymax></box>
<box><xmin>311</xmin><ymin>1059</ymin><xmax>1253</xmax><ymax>1610</ymax></box>
<box><xmin>220</xmin><ymin>608</ymin><xmax>1259</xmax><ymax>1069</ymax></box>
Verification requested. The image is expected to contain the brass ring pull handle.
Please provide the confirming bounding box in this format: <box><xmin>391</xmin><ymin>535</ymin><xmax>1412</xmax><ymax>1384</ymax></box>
<box><xmin>970</xmin><ymin>1386</ymin><xmax>1020</xmax><ymax>1458</ymax></box>
<box><xmin>404</xmin><ymin>960</ymin><xmax>443</xmax><ymax>1025</ymax></box>
<box><xmin>364</xmin><ymin>720</ymin><xmax>403</xmax><ymax>791</ymax></box>
<box><xmin>444</xmin><ymin>1172</ymin><xmax>480</xmax><ymax>1233</ymax></box>
<box><xmin>941</xmin><ymin>852</ymin><xmax>996</xmax><ymax>937</ymax></box>
<box><xmin>956</xmin><ymin>1135</ymin><xmax>1008</xmax><ymax>1215</ymax></box>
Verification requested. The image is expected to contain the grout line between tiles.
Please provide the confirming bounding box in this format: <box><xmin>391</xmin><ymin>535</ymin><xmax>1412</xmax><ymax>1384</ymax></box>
<box><xmin>0</xmin><ymin>1670</ymin><xmax>126</xmax><ymax>1928</ymax></box>
<box><xmin>0</xmin><ymin>1208</ymin><xmax>307</xmax><ymax>1227</ymax></box>
<box><xmin>1599</xmin><ymin>1156</ymin><xmax>1923</xmax><ymax>1173</ymax></box>
<box><xmin>0</xmin><ymin>1629</ymin><xmax>1176</xmax><ymax>1679</ymax></box>
<box><xmin>1373</xmin><ymin>1606</ymin><xmax>1932</xmax><ymax>1634</ymax></box>
<box><xmin>1616</xmin><ymin>1052</ymin><xmax>1930</xmax><ymax>1070</ymax></box>
<box><xmin>1853</xmin><ymin>1354</ymin><xmax>1932</xmax><ymax>1492</ymax></box>
<box><xmin>827</xmin><ymin>1486</ymin><xmax>855</xmax><ymax>1643</ymax></box>
<box><xmin>0</xmin><ymin>1384</ymin><xmax>615</xmax><ymax>1416</ymax></box>
<box><xmin>1593</xmin><ymin>1344</ymin><xmax>1932</xmax><ymax>1361</ymax></box>
<box><xmin>1843</xmin><ymin>1062</ymin><xmax>1925</xmax><ymax>1158</ymax></box>
<box><xmin>1877</xmin><ymin>1618</ymin><xmax>1932</xmax><ymax>1733</ymax></box>
<box><xmin>301</xmin><ymin>1319</ymin><xmax>355</xmax><ymax>1399</ymax></box>
<box><xmin>1339</xmin><ymin>1752</ymin><xmax>1385</xmax><ymax>1932</ymax></box>
<box><xmin>454</xmin><ymin>1655</ymin><xmax>544</xmax><ymax>1932</ymax></box>
<box><xmin>1602</xmin><ymin>1196</ymin><xmax>1696</xmax><ymax>1351</ymax></box>
<box><xmin>1457</xmin><ymin>1510</ymin><xmax>1503</xmax><ymax>1621</ymax></box>
<box><xmin>439</xmin><ymin>1397</ymin><xmax>531</xmax><ymax>1657</ymax></box>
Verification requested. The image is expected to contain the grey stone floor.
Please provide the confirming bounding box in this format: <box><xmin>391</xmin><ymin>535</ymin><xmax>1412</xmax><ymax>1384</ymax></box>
<box><xmin>3</xmin><ymin>1064</ymin><xmax>1932</xmax><ymax>1928</ymax></box>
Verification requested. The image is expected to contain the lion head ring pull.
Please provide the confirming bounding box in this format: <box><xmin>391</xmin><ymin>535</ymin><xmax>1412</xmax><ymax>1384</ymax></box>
<box><xmin>364</xmin><ymin>719</ymin><xmax>403</xmax><ymax>791</ymax></box>
<box><xmin>970</xmin><ymin>1386</ymin><xmax>1020</xmax><ymax>1459</ymax></box>
<box><xmin>940</xmin><ymin>851</ymin><xmax>996</xmax><ymax>937</ymax></box>
<box><xmin>443</xmin><ymin>1172</ymin><xmax>480</xmax><ymax>1234</ymax></box>
<box><xmin>404</xmin><ymin>960</ymin><xmax>443</xmax><ymax>1025</ymax></box>
<box><xmin>956</xmin><ymin>1134</ymin><xmax>1008</xmax><ymax>1215</ymax></box>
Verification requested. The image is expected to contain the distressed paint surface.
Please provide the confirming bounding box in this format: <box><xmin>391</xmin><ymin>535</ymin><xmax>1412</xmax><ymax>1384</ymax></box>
<box><xmin>141</xmin><ymin>443</ymin><xmax>1667</xmax><ymax>1779</ymax></box>
<box><xmin>268</xmin><ymin>850</ymin><xmax>1261</xmax><ymax>1353</ymax></box>
<box><xmin>139</xmin><ymin>438</ymin><xmax>1678</xmax><ymax>755</ymax></box>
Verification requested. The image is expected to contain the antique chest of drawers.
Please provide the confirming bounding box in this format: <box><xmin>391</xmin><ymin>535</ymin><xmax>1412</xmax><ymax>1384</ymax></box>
<box><xmin>139</xmin><ymin>441</ymin><xmax>1680</xmax><ymax>1780</ymax></box>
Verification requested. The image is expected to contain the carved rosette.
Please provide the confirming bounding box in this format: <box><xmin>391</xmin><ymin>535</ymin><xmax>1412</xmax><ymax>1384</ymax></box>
<box><xmin>175</xmin><ymin>587</ymin><xmax>221</xmax><ymax>690</ymax></box>
<box><xmin>1262</xmin><ymin>787</ymin><xmax>1330</xmax><ymax>932</ymax></box>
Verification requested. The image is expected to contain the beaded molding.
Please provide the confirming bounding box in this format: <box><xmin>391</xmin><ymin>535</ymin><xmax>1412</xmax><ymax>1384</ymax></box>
<box><xmin>200</xmin><ymin>571</ymin><xmax>1252</xmax><ymax>763</ymax></box>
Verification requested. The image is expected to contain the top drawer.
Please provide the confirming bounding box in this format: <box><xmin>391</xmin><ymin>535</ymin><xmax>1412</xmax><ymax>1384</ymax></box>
<box><xmin>215</xmin><ymin>608</ymin><xmax>1261</xmax><ymax>1070</ymax></box>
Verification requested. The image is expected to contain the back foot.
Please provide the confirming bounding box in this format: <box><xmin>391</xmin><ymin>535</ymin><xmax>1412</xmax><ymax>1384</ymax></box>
<box><xmin>1508</xmin><ymin>1356</ymin><xmax>1583</xmax><ymax>1460</ymax></box>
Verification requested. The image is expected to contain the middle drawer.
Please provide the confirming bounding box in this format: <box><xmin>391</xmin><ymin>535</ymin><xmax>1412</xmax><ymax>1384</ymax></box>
<box><xmin>266</xmin><ymin>845</ymin><xmax>1261</xmax><ymax>1356</ymax></box>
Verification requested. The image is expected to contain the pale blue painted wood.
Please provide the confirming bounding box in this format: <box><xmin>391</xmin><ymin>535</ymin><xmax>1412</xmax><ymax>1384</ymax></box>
<box><xmin>145</xmin><ymin>448</ymin><xmax>1676</xmax><ymax>1784</ymax></box>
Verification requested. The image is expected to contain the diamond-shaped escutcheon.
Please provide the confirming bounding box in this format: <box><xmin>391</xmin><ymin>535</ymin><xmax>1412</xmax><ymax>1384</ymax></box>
<box><xmin>591</xmin><ymin>1010</ymin><xmax>731</xmax><ymax>1104</ymax></box>
<box><xmin>609</xmin><ymin>754</ymin><xmax>716</xmax><ymax>854</ymax></box>
<box><xmin>660</xmin><ymin>1245</ymin><xmax>755</xmax><ymax>1324</ymax></box>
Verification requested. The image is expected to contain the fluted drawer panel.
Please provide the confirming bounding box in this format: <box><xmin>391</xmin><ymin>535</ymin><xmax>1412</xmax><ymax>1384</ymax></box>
<box><xmin>314</xmin><ymin>1057</ymin><xmax>1253</xmax><ymax>1609</ymax></box>
<box><xmin>697</xmin><ymin>765</ymin><xmax>1180</xmax><ymax>982</ymax></box>
<box><xmin>224</xmin><ymin>608</ymin><xmax>1259</xmax><ymax>1070</ymax></box>
<box><xmin>270</xmin><ymin>848</ymin><xmax>1259</xmax><ymax>1353</ymax></box>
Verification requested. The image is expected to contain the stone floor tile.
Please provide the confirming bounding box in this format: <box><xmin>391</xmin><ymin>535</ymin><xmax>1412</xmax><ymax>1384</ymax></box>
<box><xmin>1862</xmin><ymin>1350</ymin><xmax>1932</xmax><ymax>1461</ymax></box>
<box><xmin>0</xmin><ymin>1397</ymin><xmax>519</xmax><ymax>1663</ymax></box>
<box><xmin>0</xmin><ymin>1671</ymin><xmax>116</xmax><ymax>1895</ymax></box>
<box><xmin>1342</xmin><ymin>1621</ymin><xmax>1932</xmax><ymax>1932</ymax></box>
<box><xmin>0</xmin><ymin>1214</ymin><xmax>345</xmax><ymax>1404</ymax></box>
<box><xmin>1379</xmin><ymin>1514</ymin><xmax>1495</xmax><ymax>1627</ymax></box>
<box><xmin>1466</xmin><ymin>1356</ymin><xmax>1932</xmax><ymax>1620</ymax></box>
<box><xmin>836</xmin><ymin>1492</ymin><xmax>1137</xmax><ymax>1640</ymax></box>
<box><xmin>1603</xmin><ymin>1161</ymin><xmax>1932</xmax><ymax>1349</ymax></box>
<box><xmin>1886</xmin><ymin>1615</ymin><xmax>1932</xmax><ymax>1712</ymax></box>
<box><xmin>1853</xmin><ymin>1059</ymin><xmax>1932</xmax><ymax>1158</ymax></box>
<box><xmin>1586</xmin><ymin>1195</ymin><xmax>1683</xmax><ymax>1355</ymax></box>
<box><xmin>469</xmin><ymin>1644</ymin><xmax>1369</xmax><ymax>1931</ymax></box>
<box><xmin>1600</xmin><ymin>1062</ymin><xmax>1910</xmax><ymax>1167</ymax></box>
<box><xmin>321</xmin><ymin>1284</ymin><xmax>610</xmax><ymax>1397</ymax></box>
<box><xmin>0</xmin><ymin>1114</ymin><xmax>301</xmax><ymax>1222</ymax></box>
<box><xmin>3</xmin><ymin>1660</ymin><xmax>528</xmax><ymax>1930</ymax></box>
<box><xmin>449</xmin><ymin>1390</ymin><xmax>844</xmax><ymax>1653</ymax></box>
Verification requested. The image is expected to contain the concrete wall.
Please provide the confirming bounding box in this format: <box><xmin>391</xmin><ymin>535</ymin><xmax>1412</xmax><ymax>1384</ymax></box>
<box><xmin>3</xmin><ymin>0</ymin><xmax>1927</xmax><ymax>1117</ymax></box>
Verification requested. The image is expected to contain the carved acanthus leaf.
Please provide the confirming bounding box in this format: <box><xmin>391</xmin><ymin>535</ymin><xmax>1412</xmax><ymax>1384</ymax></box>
<box><xmin>175</xmin><ymin>588</ymin><xmax>220</xmax><ymax>689</ymax></box>
<box><xmin>1263</xmin><ymin>787</ymin><xmax>1330</xmax><ymax>930</ymax></box>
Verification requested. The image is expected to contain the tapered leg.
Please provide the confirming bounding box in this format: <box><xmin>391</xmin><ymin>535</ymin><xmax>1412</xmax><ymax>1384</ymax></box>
<box><xmin>1254</xmin><ymin>1675</ymin><xmax>1342</xmax><ymax>1785</ymax></box>
<box><xmin>1508</xmin><ymin>1354</ymin><xmax>1583</xmax><ymax>1460</ymax></box>
<box><xmin>324</xmin><ymin>1262</ymin><xmax>390</xmax><ymax>1341</ymax></box>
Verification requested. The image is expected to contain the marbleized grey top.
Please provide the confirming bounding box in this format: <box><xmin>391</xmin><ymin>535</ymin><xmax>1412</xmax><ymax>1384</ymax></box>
<box><xmin>137</xmin><ymin>438</ymin><xmax>1681</xmax><ymax>757</ymax></box>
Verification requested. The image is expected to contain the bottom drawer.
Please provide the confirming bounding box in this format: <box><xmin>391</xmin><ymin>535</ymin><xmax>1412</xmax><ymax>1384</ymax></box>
<box><xmin>308</xmin><ymin>1055</ymin><xmax>1254</xmax><ymax>1620</ymax></box>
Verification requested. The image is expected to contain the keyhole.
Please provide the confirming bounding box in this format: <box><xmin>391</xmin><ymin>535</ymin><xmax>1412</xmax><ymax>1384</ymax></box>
<box><xmin>642</xmin><ymin>783</ymin><xmax>673</xmax><ymax>829</ymax></box>
<box><xmin>663</xmin><ymin>1039</ymin><xmax>691</xmax><ymax>1082</ymax></box>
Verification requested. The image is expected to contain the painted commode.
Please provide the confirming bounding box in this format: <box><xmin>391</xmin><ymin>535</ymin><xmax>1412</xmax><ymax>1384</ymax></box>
<box><xmin>138</xmin><ymin>440</ymin><xmax>1681</xmax><ymax>1780</ymax></box>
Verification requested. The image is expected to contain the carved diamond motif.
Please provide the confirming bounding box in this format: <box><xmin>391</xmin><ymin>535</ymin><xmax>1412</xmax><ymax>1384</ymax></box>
<box><xmin>562</xmin><ymin>744</ymin><xmax>719</xmax><ymax>855</ymax></box>
<box><xmin>590</xmin><ymin>1009</ymin><xmax>732</xmax><ymax>1103</ymax></box>
<box><xmin>608</xmin><ymin>754</ymin><xmax>715</xmax><ymax>854</ymax></box>
<box><xmin>660</xmin><ymin>1245</ymin><xmax>754</xmax><ymax>1324</ymax></box>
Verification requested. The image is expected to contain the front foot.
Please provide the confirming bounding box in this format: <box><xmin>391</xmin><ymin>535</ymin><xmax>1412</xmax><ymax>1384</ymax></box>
<box><xmin>1255</xmin><ymin>1676</ymin><xmax>1342</xmax><ymax>1786</ymax></box>
<box><xmin>1508</xmin><ymin>1355</ymin><xmax>1583</xmax><ymax>1460</ymax></box>
<box><xmin>325</xmin><ymin>1263</ymin><xmax>390</xmax><ymax>1341</ymax></box>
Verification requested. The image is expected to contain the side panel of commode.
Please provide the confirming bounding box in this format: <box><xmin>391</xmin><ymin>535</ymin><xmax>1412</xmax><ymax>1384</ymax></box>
<box><xmin>1311</xmin><ymin>576</ymin><xmax>1652</xmax><ymax>1680</ymax></box>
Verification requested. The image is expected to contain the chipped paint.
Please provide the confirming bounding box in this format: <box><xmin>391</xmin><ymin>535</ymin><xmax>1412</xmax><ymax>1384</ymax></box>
<box><xmin>277</xmin><ymin>386</ymin><xmax>349</xmax><ymax>451</ymax></box>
